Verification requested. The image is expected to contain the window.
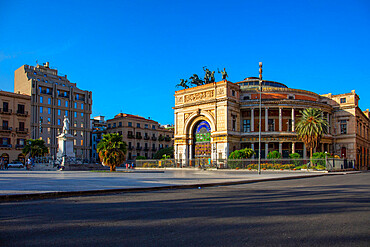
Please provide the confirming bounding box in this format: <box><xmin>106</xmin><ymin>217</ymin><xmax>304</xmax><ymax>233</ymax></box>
<box><xmin>113</xmin><ymin>123</ymin><xmax>116</xmax><ymax>128</ymax></box>
<box><xmin>81</xmin><ymin>140</ymin><xmax>83</xmax><ymax>146</ymax></box>
<box><xmin>74</xmin><ymin>121</ymin><xmax>77</xmax><ymax>127</ymax></box>
<box><xmin>137</xmin><ymin>123</ymin><xmax>140</xmax><ymax>128</ymax></box>
<box><xmin>243</xmin><ymin>96</ymin><xmax>250</xmax><ymax>100</ymax></box>
<box><xmin>232</xmin><ymin>90</ymin><xmax>235</xmax><ymax>96</ymax></box>
<box><xmin>47</xmin><ymin>138</ymin><xmax>50</xmax><ymax>144</ymax></box>
<box><xmin>48</xmin><ymin>108</ymin><xmax>51</xmax><ymax>114</ymax></box>
<box><xmin>108</xmin><ymin>124</ymin><xmax>111</xmax><ymax>128</ymax></box>
<box><xmin>232</xmin><ymin>115</ymin><xmax>236</xmax><ymax>131</ymax></box>
<box><xmin>48</xmin><ymin>98</ymin><xmax>51</xmax><ymax>104</ymax></box>
<box><xmin>58</xmin><ymin>119</ymin><xmax>61</xmax><ymax>125</ymax></box>
<box><xmin>81</xmin><ymin>112</ymin><xmax>83</xmax><ymax>117</ymax></box>
<box><xmin>58</xmin><ymin>99</ymin><xmax>61</xmax><ymax>106</ymax></box>
<box><xmin>268</xmin><ymin>119</ymin><xmax>275</xmax><ymax>131</ymax></box>
<box><xmin>145</xmin><ymin>124</ymin><xmax>148</xmax><ymax>129</ymax></box>
<box><xmin>65</xmin><ymin>101</ymin><xmax>68</xmax><ymax>107</ymax></box>
<box><xmin>3</xmin><ymin>102</ymin><xmax>8</xmax><ymax>112</ymax></box>
<box><xmin>57</xmin><ymin>90</ymin><xmax>60</xmax><ymax>96</ymax></box>
<box><xmin>81</xmin><ymin>122</ymin><xmax>84</xmax><ymax>128</ymax></box>
<box><xmin>152</xmin><ymin>125</ymin><xmax>156</xmax><ymax>129</ymax></box>
<box><xmin>288</xmin><ymin>95</ymin><xmax>294</xmax><ymax>100</ymax></box>
<box><xmin>39</xmin><ymin>116</ymin><xmax>43</xmax><ymax>123</ymax></box>
<box><xmin>243</xmin><ymin>119</ymin><xmax>251</xmax><ymax>132</ymax></box>
<box><xmin>118</xmin><ymin>122</ymin><xmax>122</xmax><ymax>127</ymax></box>
<box><xmin>40</xmin><ymin>106</ymin><xmax>43</xmax><ymax>113</ymax></box>
<box><xmin>340</xmin><ymin>120</ymin><xmax>347</xmax><ymax>134</ymax></box>
<box><xmin>74</xmin><ymin>102</ymin><xmax>77</xmax><ymax>108</ymax></box>
<box><xmin>340</xmin><ymin>98</ymin><xmax>346</xmax><ymax>103</ymax></box>
<box><xmin>74</xmin><ymin>112</ymin><xmax>77</xmax><ymax>118</ymax></box>
<box><xmin>65</xmin><ymin>110</ymin><xmax>68</xmax><ymax>116</ymax></box>
<box><xmin>40</xmin><ymin>96</ymin><xmax>43</xmax><ymax>103</ymax></box>
<box><xmin>128</xmin><ymin>122</ymin><xmax>132</xmax><ymax>127</ymax></box>
<box><xmin>48</xmin><ymin>118</ymin><xmax>51</xmax><ymax>124</ymax></box>
<box><xmin>58</xmin><ymin>109</ymin><xmax>61</xmax><ymax>115</ymax></box>
<box><xmin>17</xmin><ymin>104</ymin><xmax>25</xmax><ymax>114</ymax></box>
<box><xmin>81</xmin><ymin>103</ymin><xmax>84</xmax><ymax>109</ymax></box>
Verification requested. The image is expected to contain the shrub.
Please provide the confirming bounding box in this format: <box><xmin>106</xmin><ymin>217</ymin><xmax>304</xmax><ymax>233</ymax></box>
<box><xmin>289</xmin><ymin>153</ymin><xmax>302</xmax><ymax>167</ymax></box>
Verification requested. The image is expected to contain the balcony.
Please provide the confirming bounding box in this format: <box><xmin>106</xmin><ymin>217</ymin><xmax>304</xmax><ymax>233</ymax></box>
<box><xmin>165</xmin><ymin>136</ymin><xmax>171</xmax><ymax>142</ymax></box>
<box><xmin>0</xmin><ymin>144</ymin><xmax>12</xmax><ymax>149</ymax></box>
<box><xmin>58</xmin><ymin>94</ymin><xmax>69</xmax><ymax>98</ymax></box>
<box><xmin>128</xmin><ymin>146</ymin><xmax>135</xmax><ymax>150</ymax></box>
<box><xmin>40</xmin><ymin>89</ymin><xmax>52</xmax><ymax>95</ymax></box>
<box><xmin>151</xmin><ymin>136</ymin><xmax>157</xmax><ymax>141</ymax></box>
<box><xmin>16</xmin><ymin>110</ymin><xmax>28</xmax><ymax>116</ymax></box>
<box><xmin>75</xmin><ymin>96</ymin><xmax>85</xmax><ymax>101</ymax></box>
<box><xmin>152</xmin><ymin>147</ymin><xmax>157</xmax><ymax>152</ymax></box>
<box><xmin>144</xmin><ymin>147</ymin><xmax>149</xmax><ymax>151</ymax></box>
<box><xmin>127</xmin><ymin>134</ymin><xmax>135</xmax><ymax>139</ymax></box>
<box><xmin>15</xmin><ymin>144</ymin><xmax>25</xmax><ymax>149</ymax></box>
<box><xmin>0</xmin><ymin>108</ymin><xmax>12</xmax><ymax>115</ymax></box>
<box><xmin>0</xmin><ymin>126</ymin><xmax>12</xmax><ymax>132</ymax></box>
<box><xmin>158</xmin><ymin>136</ymin><xmax>164</xmax><ymax>142</ymax></box>
<box><xmin>136</xmin><ymin>146</ymin><xmax>142</xmax><ymax>151</ymax></box>
<box><xmin>136</xmin><ymin>135</ymin><xmax>142</xmax><ymax>139</ymax></box>
<box><xmin>144</xmin><ymin>136</ymin><xmax>150</xmax><ymax>140</ymax></box>
<box><xmin>16</xmin><ymin>128</ymin><xmax>28</xmax><ymax>134</ymax></box>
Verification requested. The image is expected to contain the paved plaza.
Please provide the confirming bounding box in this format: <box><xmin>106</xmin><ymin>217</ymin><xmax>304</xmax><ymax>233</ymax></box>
<box><xmin>0</xmin><ymin>168</ymin><xmax>337</xmax><ymax>198</ymax></box>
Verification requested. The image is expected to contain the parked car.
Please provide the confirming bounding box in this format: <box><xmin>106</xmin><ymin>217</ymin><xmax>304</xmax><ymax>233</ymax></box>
<box><xmin>7</xmin><ymin>161</ymin><xmax>24</xmax><ymax>168</ymax></box>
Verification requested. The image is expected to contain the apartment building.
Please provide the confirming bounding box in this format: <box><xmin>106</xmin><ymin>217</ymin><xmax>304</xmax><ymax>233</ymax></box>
<box><xmin>91</xmin><ymin>116</ymin><xmax>107</xmax><ymax>162</ymax></box>
<box><xmin>0</xmin><ymin>90</ymin><xmax>31</xmax><ymax>164</ymax></box>
<box><xmin>14</xmin><ymin>62</ymin><xmax>92</xmax><ymax>160</ymax></box>
<box><xmin>106</xmin><ymin>113</ymin><xmax>174</xmax><ymax>160</ymax></box>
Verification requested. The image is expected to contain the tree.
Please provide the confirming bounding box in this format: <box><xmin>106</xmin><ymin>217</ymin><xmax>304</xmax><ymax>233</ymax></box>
<box><xmin>22</xmin><ymin>139</ymin><xmax>49</xmax><ymax>158</ymax></box>
<box><xmin>97</xmin><ymin>133</ymin><xmax>127</xmax><ymax>172</ymax></box>
<box><xmin>154</xmin><ymin>146</ymin><xmax>174</xmax><ymax>159</ymax></box>
<box><xmin>295</xmin><ymin>108</ymin><xmax>328</xmax><ymax>168</ymax></box>
<box><xmin>229</xmin><ymin>148</ymin><xmax>255</xmax><ymax>159</ymax></box>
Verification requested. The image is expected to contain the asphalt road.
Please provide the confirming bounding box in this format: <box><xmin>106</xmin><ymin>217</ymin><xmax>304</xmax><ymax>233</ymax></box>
<box><xmin>1</xmin><ymin>173</ymin><xmax>369</xmax><ymax>247</ymax></box>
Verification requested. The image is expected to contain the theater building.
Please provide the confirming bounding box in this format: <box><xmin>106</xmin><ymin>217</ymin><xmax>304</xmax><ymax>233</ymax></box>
<box><xmin>173</xmin><ymin>77</ymin><xmax>369</xmax><ymax>169</ymax></box>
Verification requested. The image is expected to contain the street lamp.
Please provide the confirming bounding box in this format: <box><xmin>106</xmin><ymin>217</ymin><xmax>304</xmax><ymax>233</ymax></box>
<box><xmin>258</xmin><ymin>62</ymin><xmax>263</xmax><ymax>175</ymax></box>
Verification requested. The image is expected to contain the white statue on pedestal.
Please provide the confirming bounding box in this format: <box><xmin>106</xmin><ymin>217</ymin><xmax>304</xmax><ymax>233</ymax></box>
<box><xmin>62</xmin><ymin>115</ymin><xmax>70</xmax><ymax>134</ymax></box>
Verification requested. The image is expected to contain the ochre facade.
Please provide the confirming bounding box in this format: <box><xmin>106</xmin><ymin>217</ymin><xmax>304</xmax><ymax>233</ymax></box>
<box><xmin>174</xmin><ymin>78</ymin><xmax>369</xmax><ymax>169</ymax></box>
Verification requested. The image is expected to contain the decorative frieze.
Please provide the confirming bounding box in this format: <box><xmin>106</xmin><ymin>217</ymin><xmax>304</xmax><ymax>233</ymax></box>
<box><xmin>184</xmin><ymin>90</ymin><xmax>214</xmax><ymax>103</ymax></box>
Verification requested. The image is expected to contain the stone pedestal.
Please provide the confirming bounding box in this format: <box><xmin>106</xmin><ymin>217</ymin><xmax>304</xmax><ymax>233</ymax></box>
<box><xmin>57</xmin><ymin>133</ymin><xmax>75</xmax><ymax>159</ymax></box>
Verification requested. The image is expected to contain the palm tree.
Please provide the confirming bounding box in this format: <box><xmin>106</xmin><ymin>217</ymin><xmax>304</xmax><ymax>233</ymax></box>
<box><xmin>22</xmin><ymin>139</ymin><xmax>49</xmax><ymax>158</ymax></box>
<box><xmin>295</xmin><ymin>108</ymin><xmax>328</xmax><ymax>167</ymax></box>
<box><xmin>97</xmin><ymin>133</ymin><xmax>127</xmax><ymax>172</ymax></box>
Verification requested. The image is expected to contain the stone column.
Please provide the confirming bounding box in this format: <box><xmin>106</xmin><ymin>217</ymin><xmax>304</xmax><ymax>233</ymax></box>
<box><xmin>251</xmin><ymin>143</ymin><xmax>255</xmax><ymax>158</ymax></box>
<box><xmin>279</xmin><ymin>108</ymin><xmax>282</xmax><ymax>132</ymax></box>
<box><xmin>327</xmin><ymin>112</ymin><xmax>330</xmax><ymax>134</ymax></box>
<box><xmin>303</xmin><ymin>144</ymin><xmax>307</xmax><ymax>159</ymax></box>
<box><xmin>279</xmin><ymin>142</ymin><xmax>283</xmax><ymax>155</ymax></box>
<box><xmin>251</xmin><ymin>108</ymin><xmax>254</xmax><ymax>132</ymax></box>
<box><xmin>265</xmin><ymin>142</ymin><xmax>269</xmax><ymax>159</ymax></box>
<box><xmin>291</xmin><ymin>108</ymin><xmax>295</xmax><ymax>132</ymax></box>
<box><xmin>265</xmin><ymin>108</ymin><xmax>269</xmax><ymax>132</ymax></box>
<box><xmin>292</xmin><ymin>142</ymin><xmax>295</xmax><ymax>153</ymax></box>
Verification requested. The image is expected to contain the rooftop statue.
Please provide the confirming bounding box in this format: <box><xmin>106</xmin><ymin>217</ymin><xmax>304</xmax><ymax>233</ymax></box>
<box><xmin>218</xmin><ymin>68</ymin><xmax>228</xmax><ymax>80</ymax></box>
<box><xmin>176</xmin><ymin>79</ymin><xmax>189</xmax><ymax>89</ymax></box>
<box><xmin>189</xmin><ymin>74</ymin><xmax>204</xmax><ymax>86</ymax></box>
<box><xmin>203</xmin><ymin>66</ymin><xmax>211</xmax><ymax>84</ymax></box>
<box><xmin>210</xmin><ymin>70</ymin><xmax>215</xmax><ymax>83</ymax></box>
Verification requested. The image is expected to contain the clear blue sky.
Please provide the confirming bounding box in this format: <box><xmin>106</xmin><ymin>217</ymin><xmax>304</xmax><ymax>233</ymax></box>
<box><xmin>1</xmin><ymin>0</ymin><xmax>369</xmax><ymax>124</ymax></box>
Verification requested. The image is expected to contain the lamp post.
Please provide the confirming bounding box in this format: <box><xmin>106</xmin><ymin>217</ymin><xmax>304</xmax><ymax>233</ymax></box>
<box><xmin>258</xmin><ymin>62</ymin><xmax>263</xmax><ymax>175</ymax></box>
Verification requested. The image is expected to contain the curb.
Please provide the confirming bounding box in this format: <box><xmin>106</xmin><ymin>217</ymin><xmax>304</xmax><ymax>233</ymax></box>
<box><xmin>0</xmin><ymin>172</ymin><xmax>353</xmax><ymax>202</ymax></box>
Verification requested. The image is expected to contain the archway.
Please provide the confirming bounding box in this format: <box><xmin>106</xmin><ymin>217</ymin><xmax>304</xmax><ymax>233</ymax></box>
<box><xmin>18</xmin><ymin>153</ymin><xmax>26</xmax><ymax>165</ymax></box>
<box><xmin>193</xmin><ymin>120</ymin><xmax>211</xmax><ymax>158</ymax></box>
<box><xmin>1</xmin><ymin>153</ymin><xmax>9</xmax><ymax>165</ymax></box>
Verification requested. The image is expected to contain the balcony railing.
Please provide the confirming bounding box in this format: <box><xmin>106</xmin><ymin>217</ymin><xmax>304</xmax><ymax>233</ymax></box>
<box><xmin>16</xmin><ymin>128</ymin><xmax>28</xmax><ymax>133</ymax></box>
<box><xmin>128</xmin><ymin>146</ymin><xmax>135</xmax><ymax>150</ymax></box>
<box><xmin>136</xmin><ymin>135</ymin><xmax>142</xmax><ymax>139</ymax></box>
<box><xmin>0</xmin><ymin>126</ymin><xmax>12</xmax><ymax>132</ymax></box>
<box><xmin>144</xmin><ymin>147</ymin><xmax>149</xmax><ymax>151</ymax></box>
<box><xmin>152</xmin><ymin>147</ymin><xmax>157</xmax><ymax>151</ymax></box>
<box><xmin>158</xmin><ymin>136</ymin><xmax>164</xmax><ymax>141</ymax></box>
<box><xmin>144</xmin><ymin>136</ymin><xmax>150</xmax><ymax>140</ymax></box>
<box><xmin>0</xmin><ymin>108</ymin><xmax>12</xmax><ymax>114</ymax></box>
<box><xmin>75</xmin><ymin>97</ymin><xmax>85</xmax><ymax>101</ymax></box>
<box><xmin>151</xmin><ymin>136</ymin><xmax>157</xmax><ymax>141</ymax></box>
<box><xmin>40</xmin><ymin>89</ymin><xmax>52</xmax><ymax>95</ymax></box>
<box><xmin>15</xmin><ymin>144</ymin><xmax>25</xmax><ymax>149</ymax></box>
<box><xmin>0</xmin><ymin>144</ymin><xmax>12</xmax><ymax>148</ymax></box>
<box><xmin>136</xmin><ymin>147</ymin><xmax>142</xmax><ymax>151</ymax></box>
<box><xmin>58</xmin><ymin>94</ymin><xmax>69</xmax><ymax>98</ymax></box>
<box><xmin>165</xmin><ymin>136</ymin><xmax>171</xmax><ymax>142</ymax></box>
<box><xmin>127</xmin><ymin>134</ymin><xmax>135</xmax><ymax>139</ymax></box>
<box><xmin>16</xmin><ymin>110</ymin><xmax>28</xmax><ymax>116</ymax></box>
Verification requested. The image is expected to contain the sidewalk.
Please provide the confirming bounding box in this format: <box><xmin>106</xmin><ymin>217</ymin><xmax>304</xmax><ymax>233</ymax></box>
<box><xmin>0</xmin><ymin>168</ymin><xmax>357</xmax><ymax>201</ymax></box>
